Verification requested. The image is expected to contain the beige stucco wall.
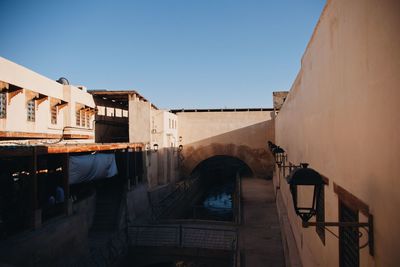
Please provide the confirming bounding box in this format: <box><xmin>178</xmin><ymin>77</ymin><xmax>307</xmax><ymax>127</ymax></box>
<box><xmin>145</xmin><ymin>109</ymin><xmax>179</xmax><ymax>188</ymax></box>
<box><xmin>128</xmin><ymin>94</ymin><xmax>151</xmax><ymax>144</ymax></box>
<box><xmin>129</xmin><ymin>102</ymin><xmax>180</xmax><ymax>188</ymax></box>
<box><xmin>275</xmin><ymin>0</ymin><xmax>400</xmax><ymax>266</ymax></box>
<box><xmin>177</xmin><ymin>110</ymin><xmax>275</xmax><ymax>178</ymax></box>
<box><xmin>0</xmin><ymin>57</ymin><xmax>95</xmax><ymax>138</ymax></box>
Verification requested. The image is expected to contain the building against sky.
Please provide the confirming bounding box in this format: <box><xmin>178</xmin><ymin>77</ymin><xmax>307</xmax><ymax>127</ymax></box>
<box><xmin>0</xmin><ymin>0</ymin><xmax>399</xmax><ymax>266</ymax></box>
<box><xmin>274</xmin><ymin>0</ymin><xmax>400</xmax><ymax>266</ymax></box>
<box><xmin>0</xmin><ymin>57</ymin><xmax>95</xmax><ymax>141</ymax></box>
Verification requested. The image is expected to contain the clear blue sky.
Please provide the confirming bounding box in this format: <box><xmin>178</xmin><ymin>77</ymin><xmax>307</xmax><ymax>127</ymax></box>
<box><xmin>0</xmin><ymin>0</ymin><xmax>325</xmax><ymax>109</ymax></box>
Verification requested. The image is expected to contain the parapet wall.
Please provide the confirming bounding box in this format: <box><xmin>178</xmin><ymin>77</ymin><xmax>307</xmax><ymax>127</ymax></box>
<box><xmin>176</xmin><ymin>110</ymin><xmax>275</xmax><ymax>179</ymax></box>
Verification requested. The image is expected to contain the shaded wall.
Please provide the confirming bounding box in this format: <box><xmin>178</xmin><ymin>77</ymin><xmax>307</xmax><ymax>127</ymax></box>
<box><xmin>275</xmin><ymin>0</ymin><xmax>400</xmax><ymax>266</ymax></box>
<box><xmin>177</xmin><ymin>111</ymin><xmax>275</xmax><ymax>179</ymax></box>
<box><xmin>0</xmin><ymin>193</ymin><xmax>96</xmax><ymax>266</ymax></box>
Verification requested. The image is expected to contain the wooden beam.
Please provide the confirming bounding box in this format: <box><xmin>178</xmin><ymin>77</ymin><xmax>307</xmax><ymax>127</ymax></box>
<box><xmin>0</xmin><ymin>143</ymin><xmax>144</xmax><ymax>156</ymax></box>
<box><xmin>56</xmin><ymin>100</ymin><xmax>68</xmax><ymax>110</ymax></box>
<box><xmin>47</xmin><ymin>143</ymin><xmax>144</xmax><ymax>154</ymax></box>
<box><xmin>8</xmin><ymin>88</ymin><xmax>23</xmax><ymax>103</ymax></box>
<box><xmin>62</xmin><ymin>134</ymin><xmax>93</xmax><ymax>139</ymax></box>
<box><xmin>333</xmin><ymin>182</ymin><xmax>369</xmax><ymax>216</ymax></box>
<box><xmin>34</xmin><ymin>94</ymin><xmax>48</xmax><ymax>106</ymax></box>
<box><xmin>0</xmin><ymin>131</ymin><xmax>61</xmax><ymax>139</ymax></box>
<box><xmin>0</xmin><ymin>81</ymin><xmax>9</xmax><ymax>90</ymax></box>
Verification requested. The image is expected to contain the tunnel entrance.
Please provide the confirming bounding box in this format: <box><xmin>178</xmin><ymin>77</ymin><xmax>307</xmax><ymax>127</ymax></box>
<box><xmin>185</xmin><ymin>156</ymin><xmax>253</xmax><ymax>221</ymax></box>
<box><xmin>192</xmin><ymin>155</ymin><xmax>253</xmax><ymax>179</ymax></box>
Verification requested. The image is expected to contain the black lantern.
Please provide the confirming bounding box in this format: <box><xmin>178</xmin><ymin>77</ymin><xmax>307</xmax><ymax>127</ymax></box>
<box><xmin>153</xmin><ymin>143</ymin><xmax>159</xmax><ymax>152</ymax></box>
<box><xmin>178</xmin><ymin>144</ymin><xmax>183</xmax><ymax>152</ymax></box>
<box><xmin>285</xmin><ymin>163</ymin><xmax>374</xmax><ymax>255</ymax></box>
<box><xmin>272</xmin><ymin>146</ymin><xmax>285</xmax><ymax>166</ymax></box>
<box><xmin>286</xmin><ymin>163</ymin><xmax>324</xmax><ymax>222</ymax></box>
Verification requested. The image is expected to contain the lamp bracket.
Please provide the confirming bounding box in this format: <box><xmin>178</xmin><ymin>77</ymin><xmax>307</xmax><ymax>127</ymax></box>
<box><xmin>302</xmin><ymin>214</ymin><xmax>374</xmax><ymax>256</ymax></box>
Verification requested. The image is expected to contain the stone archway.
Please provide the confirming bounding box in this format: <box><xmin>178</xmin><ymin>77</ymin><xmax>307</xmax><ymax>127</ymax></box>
<box><xmin>181</xmin><ymin>143</ymin><xmax>275</xmax><ymax>179</ymax></box>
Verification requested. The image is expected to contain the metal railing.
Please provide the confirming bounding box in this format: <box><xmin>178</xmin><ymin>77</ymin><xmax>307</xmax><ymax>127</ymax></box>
<box><xmin>151</xmin><ymin>175</ymin><xmax>201</xmax><ymax>220</ymax></box>
<box><xmin>128</xmin><ymin>224</ymin><xmax>237</xmax><ymax>251</ymax></box>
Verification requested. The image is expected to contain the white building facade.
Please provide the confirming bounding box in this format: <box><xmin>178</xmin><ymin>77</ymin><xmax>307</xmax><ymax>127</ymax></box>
<box><xmin>0</xmin><ymin>57</ymin><xmax>95</xmax><ymax>141</ymax></box>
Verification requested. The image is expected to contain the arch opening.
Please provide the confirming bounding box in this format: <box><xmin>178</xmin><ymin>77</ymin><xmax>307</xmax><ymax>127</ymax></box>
<box><xmin>191</xmin><ymin>155</ymin><xmax>254</xmax><ymax>180</ymax></box>
<box><xmin>187</xmin><ymin>155</ymin><xmax>252</xmax><ymax>221</ymax></box>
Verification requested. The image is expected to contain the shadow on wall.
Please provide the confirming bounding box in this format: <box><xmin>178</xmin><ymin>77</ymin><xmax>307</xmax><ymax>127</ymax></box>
<box><xmin>181</xmin><ymin>120</ymin><xmax>275</xmax><ymax>179</ymax></box>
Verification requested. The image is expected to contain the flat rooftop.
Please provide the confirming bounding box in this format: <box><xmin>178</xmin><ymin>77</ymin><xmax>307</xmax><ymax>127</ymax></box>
<box><xmin>170</xmin><ymin>108</ymin><xmax>273</xmax><ymax>113</ymax></box>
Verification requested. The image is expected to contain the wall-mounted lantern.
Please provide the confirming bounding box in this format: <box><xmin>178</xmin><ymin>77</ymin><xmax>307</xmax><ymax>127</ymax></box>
<box><xmin>178</xmin><ymin>144</ymin><xmax>183</xmax><ymax>152</ymax></box>
<box><xmin>153</xmin><ymin>143</ymin><xmax>159</xmax><ymax>152</ymax></box>
<box><xmin>286</xmin><ymin>163</ymin><xmax>323</xmax><ymax>222</ymax></box>
<box><xmin>286</xmin><ymin>163</ymin><xmax>374</xmax><ymax>255</ymax></box>
<box><xmin>273</xmin><ymin>146</ymin><xmax>285</xmax><ymax>166</ymax></box>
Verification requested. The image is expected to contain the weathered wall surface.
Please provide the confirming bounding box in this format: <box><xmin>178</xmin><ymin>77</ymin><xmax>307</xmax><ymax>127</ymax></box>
<box><xmin>0</xmin><ymin>193</ymin><xmax>96</xmax><ymax>266</ymax></box>
<box><xmin>150</xmin><ymin>110</ymin><xmax>179</xmax><ymax>186</ymax></box>
<box><xmin>128</xmin><ymin>94</ymin><xmax>151</xmax><ymax>144</ymax></box>
<box><xmin>275</xmin><ymin>0</ymin><xmax>400</xmax><ymax>266</ymax></box>
<box><xmin>177</xmin><ymin>111</ymin><xmax>275</xmax><ymax>178</ymax></box>
<box><xmin>126</xmin><ymin>183</ymin><xmax>152</xmax><ymax>223</ymax></box>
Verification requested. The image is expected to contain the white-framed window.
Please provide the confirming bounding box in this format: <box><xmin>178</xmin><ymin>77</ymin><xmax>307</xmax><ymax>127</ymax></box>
<box><xmin>0</xmin><ymin>92</ymin><xmax>6</xmax><ymax>118</ymax></box>
<box><xmin>122</xmin><ymin>110</ymin><xmax>128</xmax><ymax>117</ymax></box>
<box><xmin>27</xmin><ymin>99</ymin><xmax>35</xmax><ymax>122</ymax></box>
<box><xmin>97</xmin><ymin>106</ymin><xmax>105</xmax><ymax>116</ymax></box>
<box><xmin>115</xmin><ymin>108</ymin><xmax>122</xmax><ymax>117</ymax></box>
<box><xmin>106</xmin><ymin>107</ymin><xmax>115</xmax><ymax>117</ymax></box>
<box><xmin>76</xmin><ymin>109</ymin><xmax>81</xmax><ymax>126</ymax></box>
<box><xmin>85</xmin><ymin>112</ymin><xmax>90</xmax><ymax>128</ymax></box>
<box><xmin>81</xmin><ymin>111</ymin><xmax>86</xmax><ymax>127</ymax></box>
<box><xmin>51</xmin><ymin>105</ymin><xmax>57</xmax><ymax>124</ymax></box>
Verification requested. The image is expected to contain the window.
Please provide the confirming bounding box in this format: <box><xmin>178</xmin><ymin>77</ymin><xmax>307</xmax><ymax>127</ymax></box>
<box><xmin>0</xmin><ymin>92</ymin><xmax>6</xmax><ymax>118</ymax></box>
<box><xmin>122</xmin><ymin>110</ymin><xmax>128</xmax><ymax>117</ymax></box>
<box><xmin>169</xmin><ymin>119</ymin><xmax>171</xmax><ymax>129</ymax></box>
<box><xmin>27</xmin><ymin>99</ymin><xmax>35</xmax><ymax>122</ymax></box>
<box><xmin>316</xmin><ymin>185</ymin><xmax>325</xmax><ymax>244</ymax></box>
<box><xmin>81</xmin><ymin>111</ymin><xmax>86</xmax><ymax>127</ymax></box>
<box><xmin>106</xmin><ymin>107</ymin><xmax>114</xmax><ymax>117</ymax></box>
<box><xmin>339</xmin><ymin>201</ymin><xmax>359</xmax><ymax>267</ymax></box>
<box><xmin>85</xmin><ymin>112</ymin><xmax>90</xmax><ymax>128</ymax></box>
<box><xmin>97</xmin><ymin>106</ymin><xmax>105</xmax><ymax>116</ymax></box>
<box><xmin>51</xmin><ymin>105</ymin><xmax>57</xmax><ymax>124</ymax></box>
<box><xmin>76</xmin><ymin>109</ymin><xmax>81</xmax><ymax>126</ymax></box>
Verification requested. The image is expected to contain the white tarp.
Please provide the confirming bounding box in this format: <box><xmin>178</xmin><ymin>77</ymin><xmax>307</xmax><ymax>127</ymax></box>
<box><xmin>69</xmin><ymin>153</ymin><xmax>118</xmax><ymax>184</ymax></box>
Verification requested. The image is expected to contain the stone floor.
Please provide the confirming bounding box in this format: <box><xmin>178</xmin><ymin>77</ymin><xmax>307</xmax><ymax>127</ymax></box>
<box><xmin>239</xmin><ymin>178</ymin><xmax>285</xmax><ymax>267</ymax></box>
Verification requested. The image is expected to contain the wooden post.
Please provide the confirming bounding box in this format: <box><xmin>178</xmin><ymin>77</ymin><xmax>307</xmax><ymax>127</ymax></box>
<box><xmin>126</xmin><ymin>149</ymin><xmax>131</xmax><ymax>190</ymax></box>
<box><xmin>30</xmin><ymin>146</ymin><xmax>41</xmax><ymax>229</ymax></box>
<box><xmin>62</xmin><ymin>153</ymin><xmax>71</xmax><ymax>215</ymax></box>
